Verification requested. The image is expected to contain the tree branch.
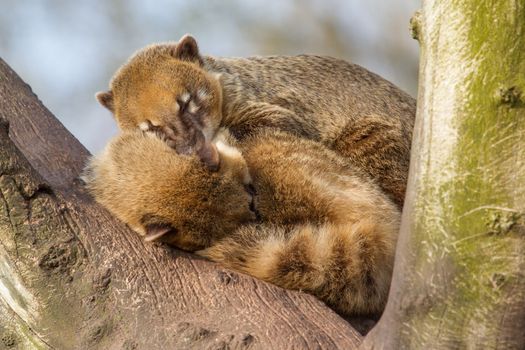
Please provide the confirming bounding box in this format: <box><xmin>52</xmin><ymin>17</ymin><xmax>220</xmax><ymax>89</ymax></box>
<box><xmin>0</xmin><ymin>58</ymin><xmax>361</xmax><ymax>349</ymax></box>
<box><xmin>361</xmin><ymin>1</ymin><xmax>525</xmax><ymax>348</ymax></box>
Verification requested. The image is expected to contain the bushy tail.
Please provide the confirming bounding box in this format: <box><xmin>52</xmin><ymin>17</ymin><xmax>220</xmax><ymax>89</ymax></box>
<box><xmin>198</xmin><ymin>219</ymin><xmax>397</xmax><ymax>316</ymax></box>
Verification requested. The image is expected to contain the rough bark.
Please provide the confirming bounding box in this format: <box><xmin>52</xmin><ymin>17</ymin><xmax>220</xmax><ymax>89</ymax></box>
<box><xmin>0</xmin><ymin>58</ymin><xmax>363</xmax><ymax>349</ymax></box>
<box><xmin>362</xmin><ymin>1</ymin><xmax>525</xmax><ymax>349</ymax></box>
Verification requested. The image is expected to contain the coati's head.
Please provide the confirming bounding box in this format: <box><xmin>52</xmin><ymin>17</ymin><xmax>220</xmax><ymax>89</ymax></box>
<box><xmin>96</xmin><ymin>34</ymin><xmax>223</xmax><ymax>147</ymax></box>
<box><xmin>82</xmin><ymin>129</ymin><xmax>257</xmax><ymax>252</ymax></box>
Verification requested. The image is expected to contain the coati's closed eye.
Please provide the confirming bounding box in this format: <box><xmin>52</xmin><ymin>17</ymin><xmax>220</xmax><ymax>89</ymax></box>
<box><xmin>244</xmin><ymin>183</ymin><xmax>261</xmax><ymax>221</ymax></box>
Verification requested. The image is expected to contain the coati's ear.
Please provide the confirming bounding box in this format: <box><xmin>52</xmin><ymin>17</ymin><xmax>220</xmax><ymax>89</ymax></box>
<box><xmin>96</xmin><ymin>91</ymin><xmax>114</xmax><ymax>112</ymax></box>
<box><xmin>144</xmin><ymin>223</ymin><xmax>175</xmax><ymax>242</ymax></box>
<box><xmin>172</xmin><ymin>34</ymin><xmax>203</xmax><ymax>64</ymax></box>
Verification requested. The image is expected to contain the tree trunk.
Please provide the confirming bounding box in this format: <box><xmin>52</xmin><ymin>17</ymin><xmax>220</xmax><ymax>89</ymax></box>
<box><xmin>0</xmin><ymin>58</ymin><xmax>363</xmax><ymax>349</ymax></box>
<box><xmin>362</xmin><ymin>1</ymin><xmax>525</xmax><ymax>348</ymax></box>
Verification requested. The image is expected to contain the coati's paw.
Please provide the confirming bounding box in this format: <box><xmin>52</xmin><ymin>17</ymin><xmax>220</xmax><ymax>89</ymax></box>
<box><xmin>137</xmin><ymin>92</ymin><xmax>220</xmax><ymax>171</ymax></box>
<box><xmin>139</xmin><ymin>91</ymin><xmax>208</xmax><ymax>153</ymax></box>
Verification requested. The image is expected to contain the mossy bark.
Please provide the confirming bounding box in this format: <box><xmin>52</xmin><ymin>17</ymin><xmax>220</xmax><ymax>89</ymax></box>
<box><xmin>362</xmin><ymin>0</ymin><xmax>525</xmax><ymax>348</ymax></box>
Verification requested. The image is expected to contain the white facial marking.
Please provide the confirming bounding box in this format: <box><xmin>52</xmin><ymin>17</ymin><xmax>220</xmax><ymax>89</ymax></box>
<box><xmin>180</xmin><ymin>92</ymin><xmax>191</xmax><ymax>103</ymax></box>
<box><xmin>139</xmin><ymin>122</ymin><xmax>150</xmax><ymax>131</ymax></box>
<box><xmin>215</xmin><ymin>140</ymin><xmax>241</xmax><ymax>159</ymax></box>
<box><xmin>213</xmin><ymin>130</ymin><xmax>251</xmax><ymax>183</ymax></box>
<box><xmin>188</xmin><ymin>100</ymin><xmax>199</xmax><ymax>113</ymax></box>
<box><xmin>197</xmin><ymin>88</ymin><xmax>209</xmax><ymax>101</ymax></box>
<box><xmin>241</xmin><ymin>170</ymin><xmax>253</xmax><ymax>185</ymax></box>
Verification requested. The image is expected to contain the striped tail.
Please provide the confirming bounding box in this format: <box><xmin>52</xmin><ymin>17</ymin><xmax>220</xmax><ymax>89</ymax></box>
<box><xmin>198</xmin><ymin>219</ymin><xmax>397</xmax><ymax>316</ymax></box>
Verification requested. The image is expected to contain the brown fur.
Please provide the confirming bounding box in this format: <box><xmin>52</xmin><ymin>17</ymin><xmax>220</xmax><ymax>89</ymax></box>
<box><xmin>82</xmin><ymin>130</ymin><xmax>254</xmax><ymax>251</ymax></box>
<box><xmin>97</xmin><ymin>35</ymin><xmax>415</xmax><ymax>207</ymax></box>
<box><xmin>83</xmin><ymin>127</ymin><xmax>400</xmax><ymax>316</ymax></box>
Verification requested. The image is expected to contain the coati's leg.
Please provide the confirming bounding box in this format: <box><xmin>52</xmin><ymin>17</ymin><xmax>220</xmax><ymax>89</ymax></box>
<box><xmin>226</xmin><ymin>101</ymin><xmax>321</xmax><ymax>141</ymax></box>
<box><xmin>332</xmin><ymin>115</ymin><xmax>411</xmax><ymax>208</ymax></box>
<box><xmin>198</xmin><ymin>220</ymin><xmax>396</xmax><ymax>316</ymax></box>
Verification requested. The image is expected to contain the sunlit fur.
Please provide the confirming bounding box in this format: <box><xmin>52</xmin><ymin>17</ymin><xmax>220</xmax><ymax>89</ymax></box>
<box><xmin>96</xmin><ymin>35</ymin><xmax>415</xmax><ymax>207</ymax></box>
<box><xmin>100</xmin><ymin>41</ymin><xmax>223</xmax><ymax>142</ymax></box>
<box><xmin>84</xmin><ymin>129</ymin><xmax>400</xmax><ymax>316</ymax></box>
<box><xmin>82</xmin><ymin>131</ymin><xmax>254</xmax><ymax>251</ymax></box>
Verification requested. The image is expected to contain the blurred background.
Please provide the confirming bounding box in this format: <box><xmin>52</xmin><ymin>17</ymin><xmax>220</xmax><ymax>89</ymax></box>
<box><xmin>0</xmin><ymin>0</ymin><xmax>420</xmax><ymax>153</ymax></box>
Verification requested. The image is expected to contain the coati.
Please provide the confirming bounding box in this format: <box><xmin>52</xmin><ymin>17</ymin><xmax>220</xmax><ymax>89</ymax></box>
<box><xmin>83</xmin><ymin>111</ymin><xmax>400</xmax><ymax>316</ymax></box>
<box><xmin>95</xmin><ymin>34</ymin><xmax>415</xmax><ymax>207</ymax></box>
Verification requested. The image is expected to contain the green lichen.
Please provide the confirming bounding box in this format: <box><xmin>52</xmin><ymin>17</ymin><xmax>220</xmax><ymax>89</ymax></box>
<box><xmin>1</xmin><ymin>331</ymin><xmax>17</xmax><ymax>348</ymax></box>
<box><xmin>18</xmin><ymin>324</ymin><xmax>50</xmax><ymax>350</ymax></box>
<box><xmin>497</xmin><ymin>86</ymin><xmax>523</xmax><ymax>107</ymax></box>
<box><xmin>485</xmin><ymin>211</ymin><xmax>523</xmax><ymax>235</ymax></box>
<box><xmin>397</xmin><ymin>0</ymin><xmax>525</xmax><ymax>347</ymax></box>
<box><xmin>409</xmin><ymin>10</ymin><xmax>422</xmax><ymax>41</ymax></box>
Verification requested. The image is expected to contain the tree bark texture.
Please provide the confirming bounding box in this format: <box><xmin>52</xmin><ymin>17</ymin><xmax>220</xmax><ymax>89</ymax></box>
<box><xmin>0</xmin><ymin>58</ymin><xmax>363</xmax><ymax>349</ymax></box>
<box><xmin>362</xmin><ymin>1</ymin><xmax>525</xmax><ymax>349</ymax></box>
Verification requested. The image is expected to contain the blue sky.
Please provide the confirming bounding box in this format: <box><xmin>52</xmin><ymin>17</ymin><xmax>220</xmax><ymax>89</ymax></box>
<box><xmin>0</xmin><ymin>0</ymin><xmax>420</xmax><ymax>152</ymax></box>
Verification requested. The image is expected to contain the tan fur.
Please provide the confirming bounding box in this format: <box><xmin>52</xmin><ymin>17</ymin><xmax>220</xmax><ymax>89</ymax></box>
<box><xmin>97</xmin><ymin>35</ymin><xmax>415</xmax><ymax>207</ymax></box>
<box><xmin>82</xmin><ymin>131</ymin><xmax>254</xmax><ymax>251</ymax></box>
<box><xmin>83</xmin><ymin>128</ymin><xmax>400</xmax><ymax>316</ymax></box>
